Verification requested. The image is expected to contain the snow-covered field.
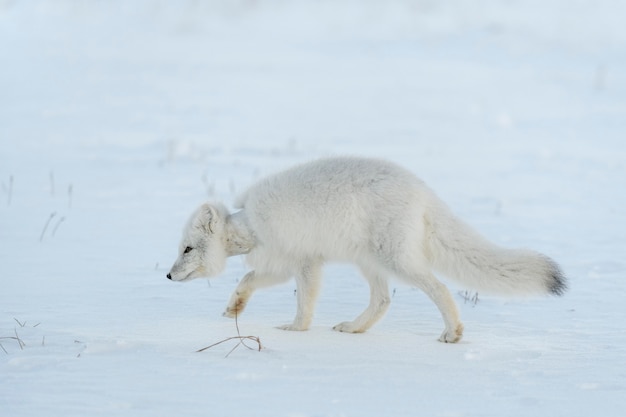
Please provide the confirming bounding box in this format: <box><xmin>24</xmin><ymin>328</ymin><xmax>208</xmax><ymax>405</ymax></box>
<box><xmin>1</xmin><ymin>1</ymin><xmax>625</xmax><ymax>416</ymax></box>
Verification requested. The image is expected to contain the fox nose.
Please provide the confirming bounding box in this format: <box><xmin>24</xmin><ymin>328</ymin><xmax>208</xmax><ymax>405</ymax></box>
<box><xmin>166</xmin><ymin>273</ymin><xmax>172</xmax><ymax>280</ymax></box>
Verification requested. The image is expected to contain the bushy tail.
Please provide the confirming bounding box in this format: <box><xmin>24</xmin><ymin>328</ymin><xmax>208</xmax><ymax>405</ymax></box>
<box><xmin>424</xmin><ymin>203</ymin><xmax>566</xmax><ymax>296</ymax></box>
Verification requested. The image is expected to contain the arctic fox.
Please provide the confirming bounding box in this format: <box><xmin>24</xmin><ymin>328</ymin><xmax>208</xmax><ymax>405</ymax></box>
<box><xmin>167</xmin><ymin>157</ymin><xmax>566</xmax><ymax>343</ymax></box>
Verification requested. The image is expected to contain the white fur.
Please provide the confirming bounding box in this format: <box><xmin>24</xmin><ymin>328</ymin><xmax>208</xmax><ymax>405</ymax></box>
<box><xmin>167</xmin><ymin>157</ymin><xmax>566</xmax><ymax>343</ymax></box>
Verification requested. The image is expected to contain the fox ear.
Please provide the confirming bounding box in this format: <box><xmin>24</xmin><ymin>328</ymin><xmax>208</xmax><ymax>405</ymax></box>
<box><xmin>195</xmin><ymin>204</ymin><xmax>219</xmax><ymax>234</ymax></box>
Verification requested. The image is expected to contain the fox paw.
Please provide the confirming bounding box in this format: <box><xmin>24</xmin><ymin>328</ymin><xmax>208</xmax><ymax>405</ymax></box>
<box><xmin>438</xmin><ymin>323</ymin><xmax>464</xmax><ymax>343</ymax></box>
<box><xmin>276</xmin><ymin>323</ymin><xmax>308</xmax><ymax>331</ymax></box>
<box><xmin>222</xmin><ymin>309</ymin><xmax>237</xmax><ymax>318</ymax></box>
<box><xmin>332</xmin><ymin>321</ymin><xmax>366</xmax><ymax>334</ymax></box>
<box><xmin>222</xmin><ymin>300</ymin><xmax>246</xmax><ymax>318</ymax></box>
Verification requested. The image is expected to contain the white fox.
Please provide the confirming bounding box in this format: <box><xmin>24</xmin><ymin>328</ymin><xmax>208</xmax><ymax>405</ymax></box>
<box><xmin>167</xmin><ymin>157</ymin><xmax>566</xmax><ymax>343</ymax></box>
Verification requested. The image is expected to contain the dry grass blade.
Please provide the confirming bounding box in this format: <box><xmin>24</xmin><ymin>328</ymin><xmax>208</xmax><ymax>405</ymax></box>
<box><xmin>0</xmin><ymin>334</ymin><xmax>25</xmax><ymax>351</ymax></box>
<box><xmin>40</xmin><ymin>212</ymin><xmax>57</xmax><ymax>242</ymax></box>
<box><xmin>458</xmin><ymin>290</ymin><xmax>479</xmax><ymax>306</ymax></box>
<box><xmin>196</xmin><ymin>335</ymin><xmax>262</xmax><ymax>354</ymax></box>
<box><xmin>52</xmin><ymin>216</ymin><xmax>66</xmax><ymax>237</ymax></box>
<box><xmin>14</xmin><ymin>329</ymin><xmax>25</xmax><ymax>349</ymax></box>
<box><xmin>196</xmin><ymin>310</ymin><xmax>262</xmax><ymax>357</ymax></box>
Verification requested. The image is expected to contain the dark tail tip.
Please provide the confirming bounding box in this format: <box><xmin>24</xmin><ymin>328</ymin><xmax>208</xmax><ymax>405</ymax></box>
<box><xmin>548</xmin><ymin>261</ymin><xmax>567</xmax><ymax>296</ymax></box>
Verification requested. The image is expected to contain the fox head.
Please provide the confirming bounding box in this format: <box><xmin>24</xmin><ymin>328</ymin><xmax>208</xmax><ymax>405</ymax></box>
<box><xmin>167</xmin><ymin>203</ymin><xmax>228</xmax><ymax>282</ymax></box>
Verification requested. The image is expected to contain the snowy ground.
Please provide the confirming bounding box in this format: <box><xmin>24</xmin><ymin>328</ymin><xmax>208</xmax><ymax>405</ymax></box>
<box><xmin>1</xmin><ymin>1</ymin><xmax>626</xmax><ymax>416</ymax></box>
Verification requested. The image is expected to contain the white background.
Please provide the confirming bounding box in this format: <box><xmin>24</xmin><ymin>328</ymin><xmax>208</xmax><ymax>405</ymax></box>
<box><xmin>1</xmin><ymin>1</ymin><xmax>625</xmax><ymax>416</ymax></box>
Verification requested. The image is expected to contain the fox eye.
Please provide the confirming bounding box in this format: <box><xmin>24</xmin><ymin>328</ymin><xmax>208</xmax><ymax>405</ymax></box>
<box><xmin>183</xmin><ymin>246</ymin><xmax>193</xmax><ymax>254</ymax></box>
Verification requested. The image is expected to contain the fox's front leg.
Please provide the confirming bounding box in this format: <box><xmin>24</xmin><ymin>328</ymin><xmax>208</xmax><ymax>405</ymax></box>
<box><xmin>277</xmin><ymin>262</ymin><xmax>322</xmax><ymax>331</ymax></box>
<box><xmin>223</xmin><ymin>271</ymin><xmax>256</xmax><ymax>318</ymax></box>
<box><xmin>223</xmin><ymin>270</ymin><xmax>291</xmax><ymax>318</ymax></box>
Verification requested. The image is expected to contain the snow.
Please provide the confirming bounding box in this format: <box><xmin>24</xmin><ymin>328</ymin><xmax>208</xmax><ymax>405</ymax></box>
<box><xmin>1</xmin><ymin>1</ymin><xmax>625</xmax><ymax>416</ymax></box>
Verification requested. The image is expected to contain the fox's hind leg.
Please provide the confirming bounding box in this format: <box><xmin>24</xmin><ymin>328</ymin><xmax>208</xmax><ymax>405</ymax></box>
<box><xmin>277</xmin><ymin>261</ymin><xmax>322</xmax><ymax>331</ymax></box>
<box><xmin>333</xmin><ymin>265</ymin><xmax>391</xmax><ymax>333</ymax></box>
<box><xmin>223</xmin><ymin>270</ymin><xmax>290</xmax><ymax>318</ymax></box>
<box><xmin>397</xmin><ymin>269</ymin><xmax>464</xmax><ymax>343</ymax></box>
